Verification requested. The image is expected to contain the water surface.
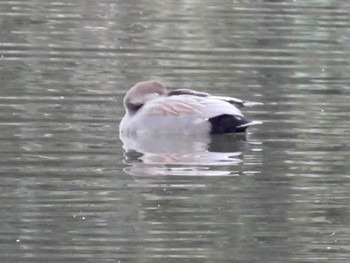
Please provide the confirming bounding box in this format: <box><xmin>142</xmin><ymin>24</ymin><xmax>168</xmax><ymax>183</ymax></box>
<box><xmin>1</xmin><ymin>0</ymin><xmax>350</xmax><ymax>262</ymax></box>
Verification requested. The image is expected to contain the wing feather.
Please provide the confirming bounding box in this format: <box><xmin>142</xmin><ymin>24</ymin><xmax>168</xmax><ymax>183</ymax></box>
<box><xmin>143</xmin><ymin>96</ymin><xmax>204</xmax><ymax>116</ymax></box>
<box><xmin>141</xmin><ymin>95</ymin><xmax>242</xmax><ymax>119</ymax></box>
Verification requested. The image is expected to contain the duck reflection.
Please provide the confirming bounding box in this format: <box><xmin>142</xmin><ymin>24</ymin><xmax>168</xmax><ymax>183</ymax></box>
<box><xmin>120</xmin><ymin>133</ymin><xmax>257</xmax><ymax>176</ymax></box>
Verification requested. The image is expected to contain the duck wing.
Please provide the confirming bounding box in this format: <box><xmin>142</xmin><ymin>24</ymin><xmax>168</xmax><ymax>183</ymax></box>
<box><xmin>141</xmin><ymin>94</ymin><xmax>243</xmax><ymax>120</ymax></box>
<box><xmin>168</xmin><ymin>89</ymin><xmax>246</xmax><ymax>108</ymax></box>
<box><xmin>141</xmin><ymin>96</ymin><xmax>204</xmax><ymax>116</ymax></box>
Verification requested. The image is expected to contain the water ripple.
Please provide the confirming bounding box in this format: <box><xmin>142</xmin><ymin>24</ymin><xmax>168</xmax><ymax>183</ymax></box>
<box><xmin>1</xmin><ymin>1</ymin><xmax>350</xmax><ymax>262</ymax></box>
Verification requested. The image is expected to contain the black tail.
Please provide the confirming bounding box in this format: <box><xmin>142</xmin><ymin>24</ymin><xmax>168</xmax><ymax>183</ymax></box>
<box><xmin>209</xmin><ymin>114</ymin><xmax>255</xmax><ymax>134</ymax></box>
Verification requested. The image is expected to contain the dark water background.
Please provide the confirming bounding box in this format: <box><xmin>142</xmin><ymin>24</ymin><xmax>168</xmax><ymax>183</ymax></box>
<box><xmin>1</xmin><ymin>0</ymin><xmax>350</xmax><ymax>262</ymax></box>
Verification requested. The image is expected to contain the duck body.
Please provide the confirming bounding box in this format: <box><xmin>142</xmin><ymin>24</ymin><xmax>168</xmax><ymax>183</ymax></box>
<box><xmin>120</xmin><ymin>81</ymin><xmax>260</xmax><ymax>136</ymax></box>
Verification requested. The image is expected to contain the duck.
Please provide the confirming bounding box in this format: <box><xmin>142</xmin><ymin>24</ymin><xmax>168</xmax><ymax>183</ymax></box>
<box><xmin>119</xmin><ymin>80</ymin><xmax>261</xmax><ymax>136</ymax></box>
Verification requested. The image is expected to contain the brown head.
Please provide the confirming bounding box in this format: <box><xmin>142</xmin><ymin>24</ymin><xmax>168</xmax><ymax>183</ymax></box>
<box><xmin>123</xmin><ymin>81</ymin><xmax>167</xmax><ymax>113</ymax></box>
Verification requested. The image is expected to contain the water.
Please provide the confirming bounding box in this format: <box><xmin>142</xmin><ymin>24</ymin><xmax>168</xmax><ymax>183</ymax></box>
<box><xmin>1</xmin><ymin>0</ymin><xmax>350</xmax><ymax>262</ymax></box>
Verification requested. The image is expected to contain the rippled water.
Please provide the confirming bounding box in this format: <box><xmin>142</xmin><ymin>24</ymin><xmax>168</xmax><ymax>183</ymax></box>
<box><xmin>1</xmin><ymin>0</ymin><xmax>350</xmax><ymax>262</ymax></box>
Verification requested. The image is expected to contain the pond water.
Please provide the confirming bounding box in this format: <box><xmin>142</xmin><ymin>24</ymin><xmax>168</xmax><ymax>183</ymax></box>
<box><xmin>1</xmin><ymin>0</ymin><xmax>350</xmax><ymax>262</ymax></box>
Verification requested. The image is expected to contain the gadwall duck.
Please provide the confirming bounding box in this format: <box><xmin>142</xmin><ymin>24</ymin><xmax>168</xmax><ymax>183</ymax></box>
<box><xmin>120</xmin><ymin>81</ymin><xmax>261</xmax><ymax>136</ymax></box>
